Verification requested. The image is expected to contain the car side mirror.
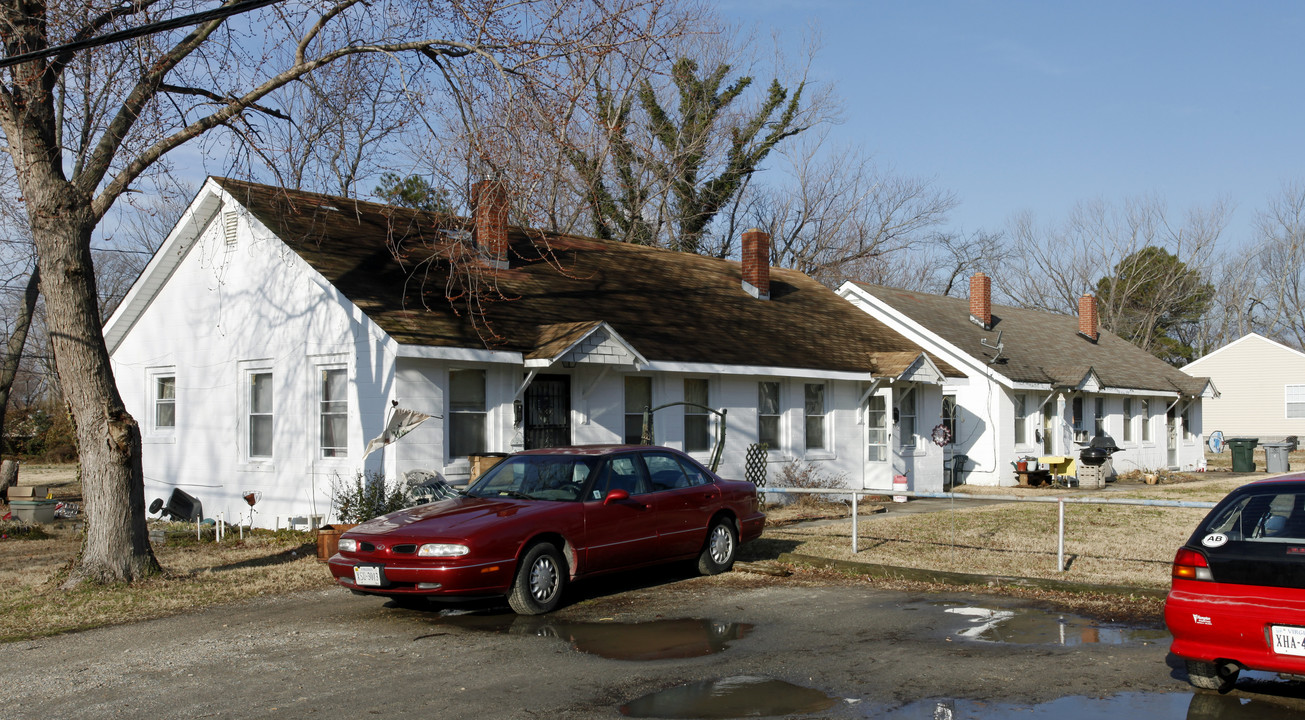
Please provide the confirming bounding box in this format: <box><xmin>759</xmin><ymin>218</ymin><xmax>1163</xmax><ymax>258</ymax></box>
<box><xmin>603</xmin><ymin>488</ymin><xmax>630</xmax><ymax>505</ymax></box>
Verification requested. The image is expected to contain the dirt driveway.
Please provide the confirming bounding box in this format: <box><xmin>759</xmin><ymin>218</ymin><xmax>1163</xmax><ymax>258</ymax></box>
<box><xmin>0</xmin><ymin>567</ymin><xmax>1213</xmax><ymax>720</ymax></box>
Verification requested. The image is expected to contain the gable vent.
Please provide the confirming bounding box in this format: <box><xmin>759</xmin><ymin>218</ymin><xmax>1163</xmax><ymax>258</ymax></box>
<box><xmin>222</xmin><ymin>210</ymin><xmax>238</xmax><ymax>248</ymax></box>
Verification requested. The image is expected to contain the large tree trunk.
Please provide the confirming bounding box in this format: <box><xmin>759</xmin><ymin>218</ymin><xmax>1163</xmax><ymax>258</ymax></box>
<box><xmin>28</xmin><ymin>184</ymin><xmax>158</xmax><ymax>585</ymax></box>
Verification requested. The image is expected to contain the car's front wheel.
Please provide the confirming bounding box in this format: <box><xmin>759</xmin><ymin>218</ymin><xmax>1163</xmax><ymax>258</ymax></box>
<box><xmin>1186</xmin><ymin>659</ymin><xmax>1238</xmax><ymax>692</ymax></box>
<box><xmin>698</xmin><ymin>518</ymin><xmax>737</xmax><ymax>575</ymax></box>
<box><xmin>508</xmin><ymin>542</ymin><xmax>566</xmax><ymax>615</ymax></box>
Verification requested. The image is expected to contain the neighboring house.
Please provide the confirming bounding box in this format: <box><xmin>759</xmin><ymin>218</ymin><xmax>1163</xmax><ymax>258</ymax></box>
<box><xmin>1182</xmin><ymin>333</ymin><xmax>1305</xmax><ymax>440</ymax></box>
<box><xmin>105</xmin><ymin>178</ymin><xmax>961</xmax><ymax>527</ymax></box>
<box><xmin>838</xmin><ymin>274</ymin><xmax>1217</xmax><ymax>486</ymax></box>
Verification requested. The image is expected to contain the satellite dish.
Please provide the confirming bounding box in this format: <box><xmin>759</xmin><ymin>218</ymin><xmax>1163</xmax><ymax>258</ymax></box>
<box><xmin>1208</xmin><ymin>430</ymin><xmax>1225</xmax><ymax>454</ymax></box>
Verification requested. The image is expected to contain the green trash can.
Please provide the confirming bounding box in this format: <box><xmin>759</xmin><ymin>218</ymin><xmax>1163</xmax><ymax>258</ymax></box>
<box><xmin>1227</xmin><ymin>437</ymin><xmax>1259</xmax><ymax>472</ymax></box>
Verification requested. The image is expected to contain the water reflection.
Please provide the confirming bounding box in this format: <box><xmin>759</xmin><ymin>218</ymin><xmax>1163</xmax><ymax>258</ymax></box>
<box><xmin>940</xmin><ymin>606</ymin><xmax>1167</xmax><ymax>646</ymax></box>
<box><xmin>420</xmin><ymin>612</ymin><xmax>752</xmax><ymax>661</ymax></box>
<box><xmin>620</xmin><ymin>676</ymin><xmax>837</xmax><ymax>718</ymax></box>
<box><xmin>873</xmin><ymin>691</ymin><xmax>1305</xmax><ymax>719</ymax></box>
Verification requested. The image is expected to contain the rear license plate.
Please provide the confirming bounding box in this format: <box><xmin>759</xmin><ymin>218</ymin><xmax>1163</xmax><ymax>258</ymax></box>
<box><xmin>354</xmin><ymin>564</ymin><xmax>384</xmax><ymax>587</ymax></box>
<box><xmin>1272</xmin><ymin>625</ymin><xmax>1305</xmax><ymax>656</ymax></box>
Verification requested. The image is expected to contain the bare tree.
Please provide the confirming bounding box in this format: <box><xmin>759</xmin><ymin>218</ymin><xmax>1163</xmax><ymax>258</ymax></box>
<box><xmin>1001</xmin><ymin>197</ymin><xmax>1227</xmax><ymax>306</ymax></box>
<box><xmin>1251</xmin><ymin>183</ymin><xmax>1305</xmax><ymax>350</ymax></box>
<box><xmin>0</xmin><ymin>0</ymin><xmax>681</xmax><ymax>586</ymax></box>
<box><xmin>717</xmin><ymin>135</ymin><xmax>960</xmax><ymax>285</ymax></box>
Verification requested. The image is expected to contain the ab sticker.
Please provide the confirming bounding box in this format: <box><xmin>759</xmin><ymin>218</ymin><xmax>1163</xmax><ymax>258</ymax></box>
<box><xmin>1201</xmin><ymin>533</ymin><xmax>1228</xmax><ymax>548</ymax></box>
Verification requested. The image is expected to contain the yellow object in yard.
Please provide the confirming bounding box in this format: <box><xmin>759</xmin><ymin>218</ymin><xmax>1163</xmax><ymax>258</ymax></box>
<box><xmin>1038</xmin><ymin>455</ymin><xmax>1077</xmax><ymax>478</ymax></box>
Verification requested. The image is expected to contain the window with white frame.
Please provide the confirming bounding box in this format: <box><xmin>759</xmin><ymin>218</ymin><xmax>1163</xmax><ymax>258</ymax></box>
<box><xmin>1013</xmin><ymin>393</ymin><xmax>1028</xmax><ymax>445</ymax></box>
<box><xmin>1288</xmin><ymin>385</ymin><xmax>1305</xmax><ymax>419</ymax></box>
<box><xmin>1141</xmin><ymin>398</ymin><xmax>1152</xmax><ymax>442</ymax></box>
<box><xmin>153</xmin><ymin>373</ymin><xmax>176</xmax><ymax>433</ymax></box>
<box><xmin>758</xmin><ymin>381</ymin><xmax>781</xmax><ymax>450</ymax></box>
<box><xmin>684</xmin><ymin>379</ymin><xmax>711</xmax><ymax>453</ymax></box>
<box><xmin>1094</xmin><ymin>396</ymin><xmax>1105</xmax><ymax>436</ymax></box>
<box><xmin>1122</xmin><ymin>397</ymin><xmax>1134</xmax><ymax>443</ymax></box>
<box><xmin>624</xmin><ymin>376</ymin><xmax>651</xmax><ymax>444</ymax></box>
<box><xmin>942</xmin><ymin>394</ymin><xmax>958</xmax><ymax>445</ymax></box>
<box><xmin>1071</xmin><ymin>396</ymin><xmax>1084</xmax><ymax>437</ymax></box>
<box><xmin>805</xmin><ymin>383</ymin><xmax>827</xmax><ymax>451</ymax></box>
<box><xmin>320</xmin><ymin>368</ymin><xmax>348</xmax><ymax>458</ymax></box>
<box><xmin>1182</xmin><ymin>405</ymin><xmax>1195</xmax><ymax>441</ymax></box>
<box><xmin>449</xmin><ymin>369</ymin><xmax>487</xmax><ymax>457</ymax></box>
<box><xmin>897</xmin><ymin>386</ymin><xmax>917</xmax><ymax>448</ymax></box>
<box><xmin>248</xmin><ymin>371</ymin><xmax>274</xmax><ymax>459</ymax></box>
<box><xmin>867</xmin><ymin>394</ymin><xmax>888</xmax><ymax>461</ymax></box>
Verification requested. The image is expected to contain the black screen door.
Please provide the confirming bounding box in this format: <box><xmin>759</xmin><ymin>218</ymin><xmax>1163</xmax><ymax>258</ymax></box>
<box><xmin>524</xmin><ymin>375</ymin><xmax>571</xmax><ymax>449</ymax></box>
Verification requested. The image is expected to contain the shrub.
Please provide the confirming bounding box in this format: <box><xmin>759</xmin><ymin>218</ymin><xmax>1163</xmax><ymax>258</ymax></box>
<box><xmin>331</xmin><ymin>471</ymin><xmax>409</xmax><ymax>524</ymax></box>
<box><xmin>772</xmin><ymin>460</ymin><xmax>848</xmax><ymax>508</ymax></box>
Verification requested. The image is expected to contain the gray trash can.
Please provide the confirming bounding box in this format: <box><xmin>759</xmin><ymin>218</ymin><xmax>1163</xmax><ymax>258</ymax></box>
<box><xmin>1264</xmin><ymin>442</ymin><xmax>1292</xmax><ymax>474</ymax></box>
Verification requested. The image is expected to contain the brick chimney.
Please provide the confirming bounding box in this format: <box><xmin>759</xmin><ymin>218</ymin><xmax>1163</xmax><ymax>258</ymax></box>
<box><xmin>969</xmin><ymin>272</ymin><xmax>992</xmax><ymax>329</ymax></box>
<box><xmin>1078</xmin><ymin>293</ymin><xmax>1099</xmax><ymax>342</ymax></box>
<box><xmin>472</xmin><ymin>179</ymin><xmax>509</xmax><ymax>269</ymax></box>
<box><xmin>741</xmin><ymin>228</ymin><xmax>770</xmax><ymax>300</ymax></box>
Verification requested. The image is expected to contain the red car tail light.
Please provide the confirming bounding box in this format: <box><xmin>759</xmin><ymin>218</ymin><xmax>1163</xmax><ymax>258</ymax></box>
<box><xmin>1172</xmin><ymin>547</ymin><xmax>1213</xmax><ymax>581</ymax></box>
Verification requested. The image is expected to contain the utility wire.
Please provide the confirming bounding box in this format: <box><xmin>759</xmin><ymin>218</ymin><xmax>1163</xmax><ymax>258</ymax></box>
<box><xmin>0</xmin><ymin>0</ymin><xmax>285</xmax><ymax>70</ymax></box>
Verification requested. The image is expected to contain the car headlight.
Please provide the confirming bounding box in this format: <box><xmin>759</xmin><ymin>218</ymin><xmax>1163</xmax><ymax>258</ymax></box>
<box><xmin>418</xmin><ymin>543</ymin><xmax>470</xmax><ymax>557</ymax></box>
<box><xmin>338</xmin><ymin>538</ymin><xmax>357</xmax><ymax>552</ymax></box>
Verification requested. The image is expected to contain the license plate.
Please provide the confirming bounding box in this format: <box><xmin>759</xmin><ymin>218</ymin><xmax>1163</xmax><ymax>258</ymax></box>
<box><xmin>1272</xmin><ymin>625</ymin><xmax>1305</xmax><ymax>656</ymax></box>
<box><xmin>354</xmin><ymin>564</ymin><xmax>383</xmax><ymax>587</ymax></box>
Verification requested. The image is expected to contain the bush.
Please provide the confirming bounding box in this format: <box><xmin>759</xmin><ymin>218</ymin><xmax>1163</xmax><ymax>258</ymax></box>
<box><xmin>0</xmin><ymin>519</ymin><xmax>50</xmax><ymax>540</ymax></box>
<box><xmin>772</xmin><ymin>460</ymin><xmax>849</xmax><ymax>508</ymax></box>
<box><xmin>331</xmin><ymin>471</ymin><xmax>409</xmax><ymax>524</ymax></box>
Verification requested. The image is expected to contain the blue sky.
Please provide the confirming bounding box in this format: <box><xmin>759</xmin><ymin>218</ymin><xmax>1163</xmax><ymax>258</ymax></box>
<box><xmin>721</xmin><ymin>1</ymin><xmax>1305</xmax><ymax>246</ymax></box>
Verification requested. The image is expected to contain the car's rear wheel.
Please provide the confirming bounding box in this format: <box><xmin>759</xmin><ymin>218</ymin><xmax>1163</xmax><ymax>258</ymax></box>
<box><xmin>508</xmin><ymin>542</ymin><xmax>566</xmax><ymax>615</ymax></box>
<box><xmin>1186</xmin><ymin>659</ymin><xmax>1238</xmax><ymax>692</ymax></box>
<box><xmin>698</xmin><ymin>518</ymin><xmax>737</xmax><ymax>575</ymax></box>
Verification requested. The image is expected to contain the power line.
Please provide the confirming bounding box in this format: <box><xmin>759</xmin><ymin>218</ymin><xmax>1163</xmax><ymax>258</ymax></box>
<box><xmin>0</xmin><ymin>0</ymin><xmax>285</xmax><ymax>70</ymax></box>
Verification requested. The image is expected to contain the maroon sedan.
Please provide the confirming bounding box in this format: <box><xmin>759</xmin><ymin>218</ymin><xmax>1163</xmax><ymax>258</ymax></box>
<box><xmin>328</xmin><ymin>445</ymin><xmax>765</xmax><ymax>614</ymax></box>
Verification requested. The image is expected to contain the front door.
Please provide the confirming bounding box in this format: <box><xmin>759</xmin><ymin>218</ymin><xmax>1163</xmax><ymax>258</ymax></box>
<box><xmin>865</xmin><ymin>392</ymin><xmax>890</xmax><ymax>488</ymax></box>
<box><xmin>524</xmin><ymin>375</ymin><xmax>571</xmax><ymax>449</ymax></box>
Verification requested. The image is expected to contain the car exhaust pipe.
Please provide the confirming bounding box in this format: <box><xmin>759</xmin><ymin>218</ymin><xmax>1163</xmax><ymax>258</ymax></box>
<box><xmin>1218</xmin><ymin>661</ymin><xmax>1241</xmax><ymax>678</ymax></box>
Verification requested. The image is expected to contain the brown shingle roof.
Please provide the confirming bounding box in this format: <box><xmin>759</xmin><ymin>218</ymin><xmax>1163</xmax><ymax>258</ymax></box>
<box><xmin>853</xmin><ymin>282</ymin><xmax>1210</xmax><ymax>395</ymax></box>
<box><xmin>214</xmin><ymin>178</ymin><xmax>958</xmax><ymax>376</ymax></box>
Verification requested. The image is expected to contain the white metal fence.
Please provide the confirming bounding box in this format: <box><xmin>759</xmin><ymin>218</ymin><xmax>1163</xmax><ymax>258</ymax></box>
<box><xmin>762</xmin><ymin>487</ymin><xmax>1218</xmax><ymax>572</ymax></box>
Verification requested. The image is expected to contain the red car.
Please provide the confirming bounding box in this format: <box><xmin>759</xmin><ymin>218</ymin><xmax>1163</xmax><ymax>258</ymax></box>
<box><xmin>328</xmin><ymin>445</ymin><xmax>765</xmax><ymax>614</ymax></box>
<box><xmin>1165</xmin><ymin>474</ymin><xmax>1305</xmax><ymax>691</ymax></box>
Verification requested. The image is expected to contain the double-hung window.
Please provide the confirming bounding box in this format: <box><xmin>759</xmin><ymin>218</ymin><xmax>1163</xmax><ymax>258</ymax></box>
<box><xmin>897</xmin><ymin>387</ymin><xmax>917</xmax><ymax>448</ymax></box>
<box><xmin>320</xmin><ymin>368</ymin><xmax>348</xmax><ymax>458</ymax></box>
<box><xmin>449</xmin><ymin>369</ymin><xmax>487</xmax><ymax>457</ymax></box>
<box><xmin>805</xmin><ymin>383</ymin><xmax>827</xmax><ymax>451</ymax></box>
<box><xmin>1122</xmin><ymin>398</ymin><xmax>1134</xmax><ymax>443</ymax></box>
<box><xmin>154</xmin><ymin>375</ymin><xmax>176</xmax><ymax>432</ymax></box>
<box><xmin>248</xmin><ymin>371</ymin><xmax>274</xmax><ymax>459</ymax></box>
<box><xmin>1288</xmin><ymin>385</ymin><xmax>1305</xmax><ymax>419</ymax></box>
<box><xmin>624</xmin><ymin>376</ymin><xmax>651</xmax><ymax>444</ymax></box>
<box><xmin>1013</xmin><ymin>393</ymin><xmax>1028</xmax><ymax>446</ymax></box>
<box><xmin>684</xmin><ymin>379</ymin><xmax>711</xmax><ymax>453</ymax></box>
<box><xmin>1141</xmin><ymin>398</ymin><xmax>1152</xmax><ymax>442</ymax></box>
<box><xmin>1094</xmin><ymin>397</ymin><xmax>1105</xmax><ymax>436</ymax></box>
<box><xmin>758</xmin><ymin>381</ymin><xmax>781</xmax><ymax>450</ymax></box>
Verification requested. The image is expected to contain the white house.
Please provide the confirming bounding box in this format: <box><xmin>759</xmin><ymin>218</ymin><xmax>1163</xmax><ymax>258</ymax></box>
<box><xmin>838</xmin><ymin>274</ymin><xmax>1217</xmax><ymax>486</ymax></box>
<box><xmin>1183</xmin><ymin>333</ymin><xmax>1305</xmax><ymax>441</ymax></box>
<box><xmin>105</xmin><ymin>178</ymin><xmax>960</xmax><ymax>527</ymax></box>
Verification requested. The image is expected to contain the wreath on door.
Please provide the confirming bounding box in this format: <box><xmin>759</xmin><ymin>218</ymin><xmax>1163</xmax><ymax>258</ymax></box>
<box><xmin>931</xmin><ymin>423</ymin><xmax>953</xmax><ymax>447</ymax></box>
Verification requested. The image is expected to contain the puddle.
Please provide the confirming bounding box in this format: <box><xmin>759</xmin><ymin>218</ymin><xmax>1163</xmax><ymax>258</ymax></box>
<box><xmin>877</xmin><ymin>691</ymin><xmax>1305</xmax><ymax>719</ymax></box>
<box><xmin>421</xmin><ymin>612</ymin><xmax>752</xmax><ymax>661</ymax></box>
<box><xmin>937</xmin><ymin>605</ymin><xmax>1167</xmax><ymax>646</ymax></box>
<box><xmin>620</xmin><ymin>676</ymin><xmax>838</xmax><ymax>718</ymax></box>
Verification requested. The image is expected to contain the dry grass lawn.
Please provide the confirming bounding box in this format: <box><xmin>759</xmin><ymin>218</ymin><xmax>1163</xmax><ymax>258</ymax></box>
<box><xmin>0</xmin><ymin>525</ymin><xmax>333</xmax><ymax>643</ymax></box>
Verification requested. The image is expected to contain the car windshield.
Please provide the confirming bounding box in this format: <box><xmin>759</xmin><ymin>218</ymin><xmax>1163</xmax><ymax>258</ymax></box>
<box><xmin>1201</xmin><ymin>490</ymin><xmax>1305</xmax><ymax>543</ymax></box>
<box><xmin>467</xmin><ymin>455</ymin><xmax>602</xmax><ymax>502</ymax></box>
